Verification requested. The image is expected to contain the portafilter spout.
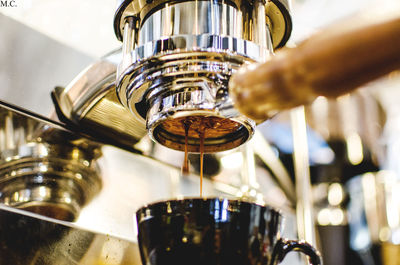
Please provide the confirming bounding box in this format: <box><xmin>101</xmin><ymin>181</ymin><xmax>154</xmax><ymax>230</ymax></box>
<box><xmin>114</xmin><ymin>0</ymin><xmax>292</xmax><ymax>152</ymax></box>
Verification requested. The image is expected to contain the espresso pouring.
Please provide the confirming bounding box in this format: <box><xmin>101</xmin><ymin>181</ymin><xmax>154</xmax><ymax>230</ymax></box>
<box><xmin>178</xmin><ymin>116</ymin><xmax>240</xmax><ymax>196</ymax></box>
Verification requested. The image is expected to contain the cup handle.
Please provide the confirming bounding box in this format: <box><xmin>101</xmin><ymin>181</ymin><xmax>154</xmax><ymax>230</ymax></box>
<box><xmin>274</xmin><ymin>238</ymin><xmax>322</xmax><ymax>265</ymax></box>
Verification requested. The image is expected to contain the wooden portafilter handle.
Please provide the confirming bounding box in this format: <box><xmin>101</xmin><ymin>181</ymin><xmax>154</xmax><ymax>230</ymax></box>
<box><xmin>229</xmin><ymin>15</ymin><xmax>400</xmax><ymax>122</ymax></box>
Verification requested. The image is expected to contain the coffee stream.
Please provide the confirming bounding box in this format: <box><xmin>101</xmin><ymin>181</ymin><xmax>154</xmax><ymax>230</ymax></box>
<box><xmin>181</xmin><ymin>117</ymin><xmax>208</xmax><ymax>197</ymax></box>
<box><xmin>182</xmin><ymin>121</ymin><xmax>190</xmax><ymax>175</ymax></box>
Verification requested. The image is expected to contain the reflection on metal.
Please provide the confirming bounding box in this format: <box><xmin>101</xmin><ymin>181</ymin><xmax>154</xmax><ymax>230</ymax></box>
<box><xmin>114</xmin><ymin>0</ymin><xmax>292</xmax><ymax>49</ymax></box>
<box><xmin>116</xmin><ymin>0</ymin><xmax>263</xmax><ymax>153</ymax></box>
<box><xmin>265</xmin><ymin>0</ymin><xmax>292</xmax><ymax>49</ymax></box>
<box><xmin>52</xmin><ymin>53</ymin><xmax>147</xmax><ymax>152</ymax></box>
<box><xmin>0</xmin><ymin>204</ymin><xmax>141</xmax><ymax>265</ymax></box>
<box><xmin>113</xmin><ymin>0</ymin><xmax>291</xmax><ymax>153</ymax></box>
<box><xmin>0</xmin><ymin>106</ymin><xmax>102</xmax><ymax>221</ymax></box>
<box><xmin>291</xmin><ymin>106</ymin><xmax>316</xmax><ymax>246</ymax></box>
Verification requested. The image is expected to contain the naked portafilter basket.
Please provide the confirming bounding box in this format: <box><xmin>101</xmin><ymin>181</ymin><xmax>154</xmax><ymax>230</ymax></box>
<box><xmin>114</xmin><ymin>0</ymin><xmax>291</xmax><ymax>152</ymax></box>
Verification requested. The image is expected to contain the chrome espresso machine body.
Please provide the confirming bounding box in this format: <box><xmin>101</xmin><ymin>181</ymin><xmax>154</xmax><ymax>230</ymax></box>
<box><xmin>55</xmin><ymin>0</ymin><xmax>292</xmax><ymax>153</ymax></box>
<box><xmin>0</xmin><ymin>1</ymin><xmax>302</xmax><ymax>264</ymax></box>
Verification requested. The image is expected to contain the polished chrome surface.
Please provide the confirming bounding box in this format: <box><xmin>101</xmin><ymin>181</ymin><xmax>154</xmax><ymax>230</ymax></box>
<box><xmin>252</xmin><ymin>0</ymin><xmax>272</xmax><ymax>59</ymax></box>
<box><xmin>114</xmin><ymin>0</ymin><xmax>292</xmax><ymax>49</ymax></box>
<box><xmin>141</xmin><ymin>57</ymin><xmax>257</xmax><ymax>152</ymax></box>
<box><xmin>118</xmin><ymin>17</ymin><xmax>137</xmax><ymax>78</ymax></box>
<box><xmin>125</xmin><ymin>34</ymin><xmax>262</xmax><ymax>65</ymax></box>
<box><xmin>138</xmin><ymin>2</ymin><xmax>243</xmax><ymax>45</ymax></box>
<box><xmin>53</xmin><ymin>51</ymin><xmax>147</xmax><ymax>152</ymax></box>
<box><xmin>130</xmin><ymin>34</ymin><xmax>263</xmax><ymax>63</ymax></box>
<box><xmin>265</xmin><ymin>0</ymin><xmax>292</xmax><ymax>48</ymax></box>
<box><xmin>120</xmin><ymin>46</ymin><xmax>257</xmax><ymax>152</ymax></box>
<box><xmin>116</xmin><ymin>1</ymin><xmax>274</xmax><ymax>152</ymax></box>
<box><xmin>0</xmin><ymin>107</ymin><xmax>102</xmax><ymax>221</ymax></box>
<box><xmin>0</xmin><ymin>204</ymin><xmax>141</xmax><ymax>264</ymax></box>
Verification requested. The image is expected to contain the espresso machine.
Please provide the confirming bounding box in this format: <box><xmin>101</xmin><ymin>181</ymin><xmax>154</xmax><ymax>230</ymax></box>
<box><xmin>0</xmin><ymin>0</ymin><xmax>399</xmax><ymax>264</ymax></box>
<box><xmin>0</xmin><ymin>0</ymin><xmax>303</xmax><ymax>264</ymax></box>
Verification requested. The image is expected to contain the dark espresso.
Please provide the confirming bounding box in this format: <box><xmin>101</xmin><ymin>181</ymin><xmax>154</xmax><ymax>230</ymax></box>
<box><xmin>179</xmin><ymin>116</ymin><xmax>238</xmax><ymax>196</ymax></box>
<box><xmin>171</xmin><ymin>116</ymin><xmax>243</xmax><ymax>196</ymax></box>
<box><xmin>180</xmin><ymin>117</ymin><xmax>208</xmax><ymax>197</ymax></box>
<box><xmin>182</xmin><ymin>120</ymin><xmax>190</xmax><ymax>175</ymax></box>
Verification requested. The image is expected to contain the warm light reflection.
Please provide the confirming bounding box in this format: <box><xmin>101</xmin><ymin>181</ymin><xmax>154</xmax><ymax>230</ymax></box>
<box><xmin>63</xmin><ymin>196</ymin><xmax>72</xmax><ymax>204</ymax></box>
<box><xmin>39</xmin><ymin>164</ymin><xmax>48</xmax><ymax>172</ymax></box>
<box><xmin>318</xmin><ymin>206</ymin><xmax>346</xmax><ymax>226</ymax></box>
<box><xmin>328</xmin><ymin>183</ymin><xmax>344</xmax><ymax>206</ymax></box>
<box><xmin>346</xmin><ymin>133</ymin><xmax>364</xmax><ymax>165</ymax></box>
<box><xmin>19</xmin><ymin>190</ymin><xmax>31</xmax><ymax>202</ymax></box>
<box><xmin>317</xmin><ymin>209</ymin><xmax>330</xmax><ymax>226</ymax></box>
<box><xmin>12</xmin><ymin>191</ymin><xmax>19</xmax><ymax>203</ymax></box>
<box><xmin>38</xmin><ymin>186</ymin><xmax>48</xmax><ymax>198</ymax></box>
<box><xmin>330</xmin><ymin>208</ymin><xmax>344</xmax><ymax>225</ymax></box>
<box><xmin>379</xmin><ymin>227</ymin><xmax>391</xmax><ymax>242</ymax></box>
<box><xmin>71</xmin><ymin>148</ymin><xmax>80</xmax><ymax>160</ymax></box>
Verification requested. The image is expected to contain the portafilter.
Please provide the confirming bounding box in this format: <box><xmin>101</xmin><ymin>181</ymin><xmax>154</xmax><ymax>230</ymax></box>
<box><xmin>114</xmin><ymin>0</ymin><xmax>291</xmax><ymax>152</ymax></box>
